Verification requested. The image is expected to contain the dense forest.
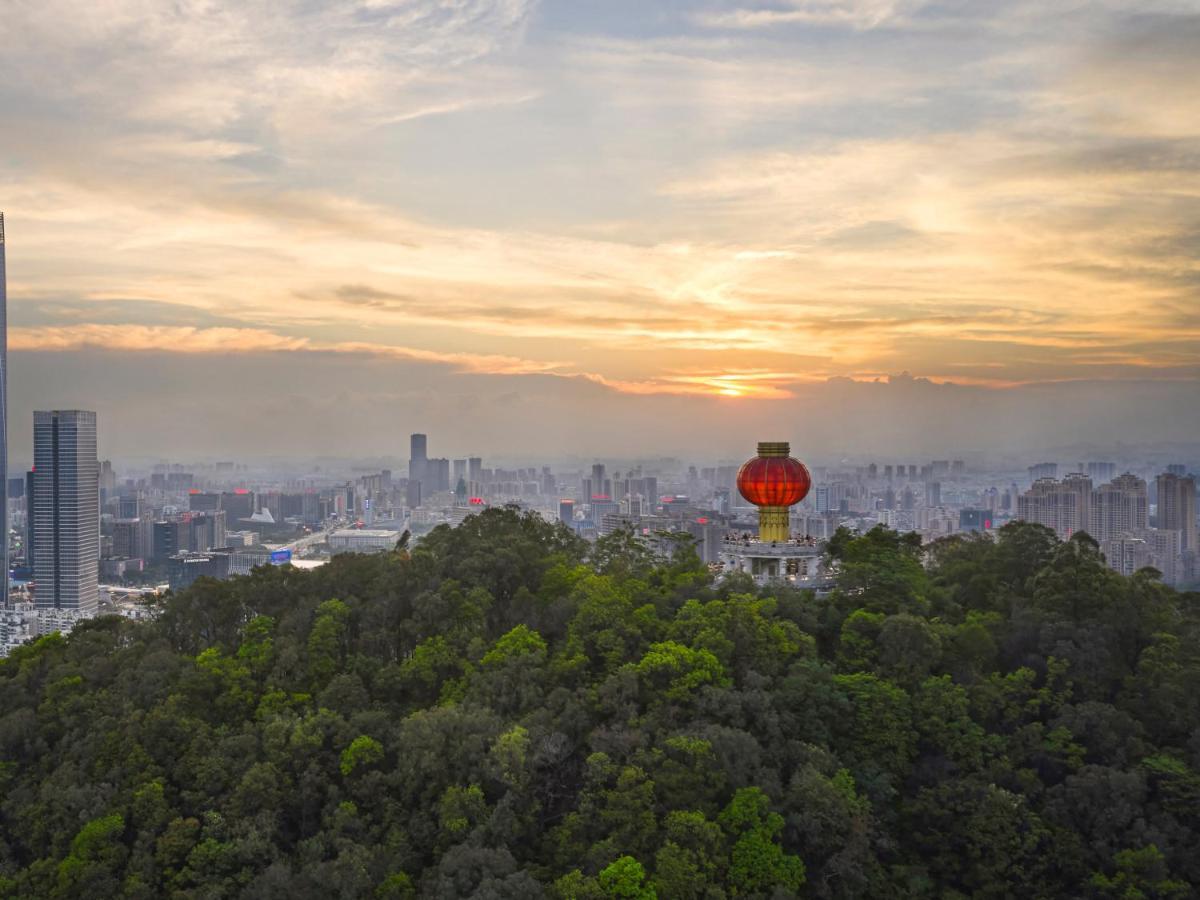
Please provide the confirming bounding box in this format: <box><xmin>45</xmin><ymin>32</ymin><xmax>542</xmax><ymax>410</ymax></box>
<box><xmin>1</xmin><ymin>508</ymin><xmax>1198</xmax><ymax>898</ymax></box>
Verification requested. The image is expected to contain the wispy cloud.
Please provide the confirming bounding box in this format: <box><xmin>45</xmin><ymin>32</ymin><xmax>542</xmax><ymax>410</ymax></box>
<box><xmin>697</xmin><ymin>0</ymin><xmax>929</xmax><ymax>31</ymax></box>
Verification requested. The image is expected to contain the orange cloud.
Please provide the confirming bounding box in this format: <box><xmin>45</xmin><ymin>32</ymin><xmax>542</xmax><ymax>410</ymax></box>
<box><xmin>9</xmin><ymin>325</ymin><xmax>309</xmax><ymax>354</ymax></box>
<box><xmin>8</xmin><ymin>325</ymin><xmax>564</xmax><ymax>377</ymax></box>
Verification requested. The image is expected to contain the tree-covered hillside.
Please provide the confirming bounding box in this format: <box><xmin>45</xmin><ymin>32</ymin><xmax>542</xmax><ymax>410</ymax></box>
<box><xmin>1</xmin><ymin>509</ymin><xmax>1198</xmax><ymax>898</ymax></box>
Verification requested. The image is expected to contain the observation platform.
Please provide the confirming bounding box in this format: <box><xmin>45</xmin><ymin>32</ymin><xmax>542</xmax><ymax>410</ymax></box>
<box><xmin>717</xmin><ymin>534</ymin><xmax>833</xmax><ymax>588</ymax></box>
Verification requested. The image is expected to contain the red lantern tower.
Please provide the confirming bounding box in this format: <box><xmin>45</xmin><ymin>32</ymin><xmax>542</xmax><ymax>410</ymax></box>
<box><xmin>737</xmin><ymin>441</ymin><xmax>811</xmax><ymax>542</ymax></box>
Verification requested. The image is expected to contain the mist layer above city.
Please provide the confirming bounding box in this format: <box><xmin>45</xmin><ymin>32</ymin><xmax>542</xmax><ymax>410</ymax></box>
<box><xmin>1</xmin><ymin>1</ymin><xmax>1198</xmax><ymax>458</ymax></box>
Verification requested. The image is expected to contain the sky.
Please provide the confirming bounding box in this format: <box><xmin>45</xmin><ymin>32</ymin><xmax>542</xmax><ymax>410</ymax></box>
<box><xmin>1</xmin><ymin>0</ymin><xmax>1197</xmax><ymax>462</ymax></box>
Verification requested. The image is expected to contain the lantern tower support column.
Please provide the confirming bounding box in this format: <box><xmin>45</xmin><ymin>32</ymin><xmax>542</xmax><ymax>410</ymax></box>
<box><xmin>758</xmin><ymin>506</ymin><xmax>789</xmax><ymax>542</ymax></box>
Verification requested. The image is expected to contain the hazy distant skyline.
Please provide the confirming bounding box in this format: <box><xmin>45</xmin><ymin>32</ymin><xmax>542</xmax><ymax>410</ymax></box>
<box><xmin>1</xmin><ymin>1</ymin><xmax>1197</xmax><ymax>457</ymax></box>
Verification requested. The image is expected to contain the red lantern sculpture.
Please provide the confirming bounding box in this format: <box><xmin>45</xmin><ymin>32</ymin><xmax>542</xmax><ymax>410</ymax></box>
<box><xmin>736</xmin><ymin>442</ymin><xmax>811</xmax><ymax>542</ymax></box>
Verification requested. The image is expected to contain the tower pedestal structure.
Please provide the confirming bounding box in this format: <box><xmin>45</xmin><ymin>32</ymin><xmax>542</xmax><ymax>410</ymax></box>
<box><xmin>757</xmin><ymin>506</ymin><xmax>790</xmax><ymax>542</ymax></box>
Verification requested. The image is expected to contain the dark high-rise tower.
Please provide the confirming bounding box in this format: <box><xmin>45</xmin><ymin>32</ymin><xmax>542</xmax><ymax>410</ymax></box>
<box><xmin>410</xmin><ymin>433</ymin><xmax>427</xmax><ymax>463</ymax></box>
<box><xmin>0</xmin><ymin>214</ymin><xmax>7</xmax><ymax>606</ymax></box>
<box><xmin>1157</xmin><ymin>472</ymin><xmax>1197</xmax><ymax>553</ymax></box>
<box><xmin>409</xmin><ymin>433</ymin><xmax>428</xmax><ymax>497</ymax></box>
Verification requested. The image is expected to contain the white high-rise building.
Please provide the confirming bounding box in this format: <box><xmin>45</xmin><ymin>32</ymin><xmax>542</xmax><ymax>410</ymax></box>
<box><xmin>1017</xmin><ymin>477</ymin><xmax>1086</xmax><ymax>538</ymax></box>
<box><xmin>1090</xmin><ymin>474</ymin><xmax>1148</xmax><ymax>543</ymax></box>
<box><xmin>1062</xmin><ymin>473</ymin><xmax>1093</xmax><ymax>534</ymax></box>
<box><xmin>33</xmin><ymin>411</ymin><xmax>99</xmax><ymax>614</ymax></box>
<box><xmin>1103</xmin><ymin>529</ymin><xmax>1181</xmax><ymax>584</ymax></box>
<box><xmin>1156</xmin><ymin>473</ymin><xmax>1197</xmax><ymax>553</ymax></box>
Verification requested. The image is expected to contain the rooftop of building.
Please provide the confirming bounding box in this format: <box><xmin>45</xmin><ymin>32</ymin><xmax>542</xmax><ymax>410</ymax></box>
<box><xmin>329</xmin><ymin>528</ymin><xmax>401</xmax><ymax>538</ymax></box>
<box><xmin>721</xmin><ymin>535</ymin><xmax>824</xmax><ymax>557</ymax></box>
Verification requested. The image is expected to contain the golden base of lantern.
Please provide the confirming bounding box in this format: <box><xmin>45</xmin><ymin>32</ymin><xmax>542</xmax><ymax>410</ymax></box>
<box><xmin>758</xmin><ymin>505</ymin><xmax>790</xmax><ymax>542</ymax></box>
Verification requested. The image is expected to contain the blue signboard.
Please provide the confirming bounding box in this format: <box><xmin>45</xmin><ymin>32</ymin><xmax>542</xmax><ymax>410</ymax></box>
<box><xmin>270</xmin><ymin>549</ymin><xmax>293</xmax><ymax>565</ymax></box>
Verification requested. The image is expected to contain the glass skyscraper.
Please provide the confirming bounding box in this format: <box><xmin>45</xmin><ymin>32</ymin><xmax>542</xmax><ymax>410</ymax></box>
<box><xmin>0</xmin><ymin>214</ymin><xmax>7</xmax><ymax>608</ymax></box>
<box><xmin>33</xmin><ymin>410</ymin><xmax>99</xmax><ymax>613</ymax></box>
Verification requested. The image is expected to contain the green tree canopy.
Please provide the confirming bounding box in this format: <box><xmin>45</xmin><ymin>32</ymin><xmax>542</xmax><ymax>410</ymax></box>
<box><xmin>0</xmin><ymin>513</ymin><xmax>1195</xmax><ymax>897</ymax></box>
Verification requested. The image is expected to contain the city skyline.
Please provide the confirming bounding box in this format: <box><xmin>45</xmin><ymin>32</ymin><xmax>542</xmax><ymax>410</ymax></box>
<box><xmin>4</xmin><ymin>406</ymin><xmax>1198</xmax><ymax>646</ymax></box>
<box><xmin>20</xmin><ymin>429</ymin><xmax>1194</xmax><ymax>589</ymax></box>
<box><xmin>0</xmin><ymin>2</ymin><xmax>1197</xmax><ymax>458</ymax></box>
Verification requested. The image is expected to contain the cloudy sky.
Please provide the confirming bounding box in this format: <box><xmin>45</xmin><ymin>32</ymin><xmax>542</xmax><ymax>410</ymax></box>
<box><xmin>1</xmin><ymin>0</ymin><xmax>1197</xmax><ymax>461</ymax></box>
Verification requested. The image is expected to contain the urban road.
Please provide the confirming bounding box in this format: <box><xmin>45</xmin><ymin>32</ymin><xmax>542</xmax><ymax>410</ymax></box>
<box><xmin>271</xmin><ymin>523</ymin><xmax>343</xmax><ymax>556</ymax></box>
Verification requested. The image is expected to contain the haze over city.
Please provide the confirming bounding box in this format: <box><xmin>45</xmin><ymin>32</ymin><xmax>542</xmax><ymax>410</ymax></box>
<box><xmin>1</xmin><ymin>0</ymin><xmax>1197</xmax><ymax>459</ymax></box>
